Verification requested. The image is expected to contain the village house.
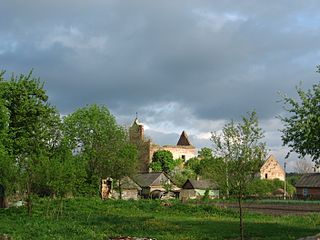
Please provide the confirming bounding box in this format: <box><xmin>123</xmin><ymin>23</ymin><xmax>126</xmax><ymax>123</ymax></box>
<box><xmin>101</xmin><ymin>177</ymin><xmax>141</xmax><ymax>200</ymax></box>
<box><xmin>112</xmin><ymin>177</ymin><xmax>141</xmax><ymax>200</ymax></box>
<box><xmin>259</xmin><ymin>155</ymin><xmax>285</xmax><ymax>181</ymax></box>
<box><xmin>180</xmin><ymin>179</ymin><xmax>219</xmax><ymax>200</ymax></box>
<box><xmin>129</xmin><ymin>118</ymin><xmax>196</xmax><ymax>172</ymax></box>
<box><xmin>133</xmin><ymin>172</ymin><xmax>180</xmax><ymax>199</ymax></box>
<box><xmin>295</xmin><ymin>173</ymin><xmax>320</xmax><ymax>200</ymax></box>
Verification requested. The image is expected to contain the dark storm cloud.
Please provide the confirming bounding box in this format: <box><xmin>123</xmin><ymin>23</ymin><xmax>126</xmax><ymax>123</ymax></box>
<box><xmin>1</xmin><ymin>1</ymin><xmax>320</xmax><ymax>141</ymax></box>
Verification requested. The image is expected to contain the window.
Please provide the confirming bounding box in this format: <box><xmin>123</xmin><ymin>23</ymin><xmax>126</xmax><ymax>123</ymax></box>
<box><xmin>182</xmin><ymin>155</ymin><xmax>186</xmax><ymax>161</ymax></box>
<box><xmin>303</xmin><ymin>188</ymin><xmax>308</xmax><ymax>197</ymax></box>
<box><xmin>265</xmin><ymin>173</ymin><xmax>268</xmax><ymax>179</ymax></box>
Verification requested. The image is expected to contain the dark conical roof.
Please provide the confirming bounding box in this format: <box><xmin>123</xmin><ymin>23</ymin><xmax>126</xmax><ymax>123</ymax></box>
<box><xmin>177</xmin><ymin>131</ymin><xmax>192</xmax><ymax>146</ymax></box>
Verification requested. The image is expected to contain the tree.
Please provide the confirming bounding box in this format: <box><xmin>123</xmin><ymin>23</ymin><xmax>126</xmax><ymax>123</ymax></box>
<box><xmin>0</xmin><ymin>71</ymin><xmax>61</xmax><ymax>214</ymax></box>
<box><xmin>63</xmin><ymin>104</ymin><xmax>136</xmax><ymax>195</ymax></box>
<box><xmin>211</xmin><ymin>111</ymin><xmax>266</xmax><ymax>240</ymax></box>
<box><xmin>150</xmin><ymin>150</ymin><xmax>176</xmax><ymax>173</ymax></box>
<box><xmin>0</xmin><ymin>81</ymin><xmax>17</xmax><ymax>208</ymax></box>
<box><xmin>108</xmin><ymin>143</ymin><xmax>138</xmax><ymax>199</ymax></box>
<box><xmin>185</xmin><ymin>157</ymin><xmax>201</xmax><ymax>177</ymax></box>
<box><xmin>184</xmin><ymin>148</ymin><xmax>214</xmax><ymax>180</ymax></box>
<box><xmin>199</xmin><ymin>156</ymin><xmax>229</xmax><ymax>195</ymax></box>
<box><xmin>280</xmin><ymin>72</ymin><xmax>320</xmax><ymax>163</ymax></box>
<box><xmin>198</xmin><ymin>147</ymin><xmax>213</xmax><ymax>159</ymax></box>
<box><xmin>294</xmin><ymin>158</ymin><xmax>314</xmax><ymax>174</ymax></box>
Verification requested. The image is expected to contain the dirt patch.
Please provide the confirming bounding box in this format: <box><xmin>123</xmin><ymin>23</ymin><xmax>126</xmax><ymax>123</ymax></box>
<box><xmin>198</xmin><ymin>202</ymin><xmax>320</xmax><ymax>215</ymax></box>
<box><xmin>0</xmin><ymin>234</ymin><xmax>11</xmax><ymax>240</ymax></box>
<box><xmin>194</xmin><ymin>202</ymin><xmax>320</xmax><ymax>215</ymax></box>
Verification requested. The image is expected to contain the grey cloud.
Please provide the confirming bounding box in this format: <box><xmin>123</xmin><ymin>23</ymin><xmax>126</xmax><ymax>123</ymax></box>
<box><xmin>1</xmin><ymin>1</ymin><xmax>320</xmax><ymax>168</ymax></box>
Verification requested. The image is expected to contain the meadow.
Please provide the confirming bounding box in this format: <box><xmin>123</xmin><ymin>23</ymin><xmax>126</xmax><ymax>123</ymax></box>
<box><xmin>0</xmin><ymin>197</ymin><xmax>319</xmax><ymax>240</ymax></box>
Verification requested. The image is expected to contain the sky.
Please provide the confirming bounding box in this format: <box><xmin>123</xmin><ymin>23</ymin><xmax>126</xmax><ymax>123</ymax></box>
<box><xmin>1</xmin><ymin>0</ymin><xmax>320</xmax><ymax>171</ymax></box>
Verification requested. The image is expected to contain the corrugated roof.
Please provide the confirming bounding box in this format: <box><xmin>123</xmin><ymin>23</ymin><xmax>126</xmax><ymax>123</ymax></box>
<box><xmin>295</xmin><ymin>173</ymin><xmax>320</xmax><ymax>188</ymax></box>
<box><xmin>183</xmin><ymin>179</ymin><xmax>219</xmax><ymax>190</ymax></box>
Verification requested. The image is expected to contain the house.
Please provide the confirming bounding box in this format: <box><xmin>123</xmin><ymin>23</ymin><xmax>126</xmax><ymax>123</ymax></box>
<box><xmin>101</xmin><ymin>177</ymin><xmax>141</xmax><ymax>200</ymax></box>
<box><xmin>133</xmin><ymin>172</ymin><xmax>180</xmax><ymax>198</ymax></box>
<box><xmin>180</xmin><ymin>179</ymin><xmax>219</xmax><ymax>200</ymax></box>
<box><xmin>260</xmin><ymin>155</ymin><xmax>285</xmax><ymax>181</ymax></box>
<box><xmin>113</xmin><ymin>177</ymin><xmax>142</xmax><ymax>200</ymax></box>
<box><xmin>295</xmin><ymin>173</ymin><xmax>320</xmax><ymax>200</ymax></box>
<box><xmin>129</xmin><ymin>118</ymin><xmax>196</xmax><ymax>172</ymax></box>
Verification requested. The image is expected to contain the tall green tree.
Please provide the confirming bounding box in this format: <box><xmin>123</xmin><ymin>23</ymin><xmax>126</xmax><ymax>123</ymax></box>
<box><xmin>63</xmin><ymin>104</ymin><xmax>136</xmax><ymax>195</ymax></box>
<box><xmin>0</xmin><ymin>71</ymin><xmax>61</xmax><ymax>214</ymax></box>
<box><xmin>280</xmin><ymin>70</ymin><xmax>320</xmax><ymax>163</ymax></box>
<box><xmin>0</xmin><ymin>80</ymin><xmax>17</xmax><ymax>207</ymax></box>
<box><xmin>211</xmin><ymin>111</ymin><xmax>266</xmax><ymax>240</ymax></box>
<box><xmin>150</xmin><ymin>150</ymin><xmax>177</xmax><ymax>173</ymax></box>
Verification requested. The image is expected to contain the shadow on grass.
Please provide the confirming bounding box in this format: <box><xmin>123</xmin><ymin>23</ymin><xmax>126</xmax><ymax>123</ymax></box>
<box><xmin>1</xmin><ymin>199</ymin><xmax>319</xmax><ymax>240</ymax></box>
<box><xmin>78</xmin><ymin>213</ymin><xmax>320</xmax><ymax>240</ymax></box>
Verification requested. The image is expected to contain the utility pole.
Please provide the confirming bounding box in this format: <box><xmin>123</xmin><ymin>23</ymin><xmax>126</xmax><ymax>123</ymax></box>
<box><xmin>283</xmin><ymin>161</ymin><xmax>287</xmax><ymax>200</ymax></box>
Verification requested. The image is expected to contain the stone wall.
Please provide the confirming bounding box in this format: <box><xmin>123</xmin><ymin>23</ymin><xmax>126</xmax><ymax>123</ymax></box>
<box><xmin>150</xmin><ymin>145</ymin><xmax>196</xmax><ymax>162</ymax></box>
<box><xmin>260</xmin><ymin>155</ymin><xmax>285</xmax><ymax>181</ymax></box>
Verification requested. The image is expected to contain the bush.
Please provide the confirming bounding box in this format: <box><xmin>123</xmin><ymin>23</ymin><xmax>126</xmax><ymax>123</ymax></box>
<box><xmin>246</xmin><ymin>179</ymin><xmax>295</xmax><ymax>198</ymax></box>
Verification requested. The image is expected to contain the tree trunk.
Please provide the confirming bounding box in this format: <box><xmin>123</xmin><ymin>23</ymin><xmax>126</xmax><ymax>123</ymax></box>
<box><xmin>118</xmin><ymin>179</ymin><xmax>122</xmax><ymax>200</ymax></box>
<box><xmin>0</xmin><ymin>197</ymin><xmax>6</xmax><ymax>208</ymax></box>
<box><xmin>0</xmin><ymin>185</ymin><xmax>7</xmax><ymax>208</ymax></box>
<box><xmin>238</xmin><ymin>195</ymin><xmax>244</xmax><ymax>240</ymax></box>
<box><xmin>225</xmin><ymin>162</ymin><xmax>229</xmax><ymax>198</ymax></box>
<box><xmin>26</xmin><ymin>180</ymin><xmax>32</xmax><ymax>216</ymax></box>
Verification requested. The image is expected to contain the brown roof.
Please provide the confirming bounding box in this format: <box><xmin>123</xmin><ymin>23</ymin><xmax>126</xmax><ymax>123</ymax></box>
<box><xmin>182</xmin><ymin>179</ymin><xmax>219</xmax><ymax>190</ymax></box>
<box><xmin>177</xmin><ymin>131</ymin><xmax>192</xmax><ymax>146</ymax></box>
<box><xmin>295</xmin><ymin>173</ymin><xmax>320</xmax><ymax>188</ymax></box>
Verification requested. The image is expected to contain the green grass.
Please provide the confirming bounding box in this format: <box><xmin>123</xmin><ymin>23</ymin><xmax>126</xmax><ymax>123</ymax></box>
<box><xmin>0</xmin><ymin>197</ymin><xmax>319</xmax><ymax>239</ymax></box>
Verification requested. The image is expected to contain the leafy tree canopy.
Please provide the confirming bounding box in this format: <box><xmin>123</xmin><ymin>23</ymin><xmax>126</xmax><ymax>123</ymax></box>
<box><xmin>211</xmin><ymin>111</ymin><xmax>266</xmax><ymax>240</ymax></box>
<box><xmin>280</xmin><ymin>73</ymin><xmax>320</xmax><ymax>163</ymax></box>
<box><xmin>150</xmin><ymin>150</ymin><xmax>176</xmax><ymax>173</ymax></box>
<box><xmin>0</xmin><ymin>71</ymin><xmax>62</xmax><ymax>213</ymax></box>
<box><xmin>198</xmin><ymin>147</ymin><xmax>213</xmax><ymax>159</ymax></box>
<box><xmin>63</xmin><ymin>104</ymin><xmax>136</xmax><ymax>192</ymax></box>
<box><xmin>185</xmin><ymin>157</ymin><xmax>201</xmax><ymax>176</ymax></box>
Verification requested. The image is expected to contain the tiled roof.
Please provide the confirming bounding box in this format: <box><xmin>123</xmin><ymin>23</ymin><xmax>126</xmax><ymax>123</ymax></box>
<box><xmin>295</xmin><ymin>173</ymin><xmax>320</xmax><ymax>188</ymax></box>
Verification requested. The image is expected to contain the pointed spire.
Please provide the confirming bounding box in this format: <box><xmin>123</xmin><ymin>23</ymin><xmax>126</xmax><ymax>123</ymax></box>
<box><xmin>177</xmin><ymin>131</ymin><xmax>192</xmax><ymax>146</ymax></box>
<box><xmin>132</xmin><ymin>114</ymin><xmax>141</xmax><ymax>126</ymax></box>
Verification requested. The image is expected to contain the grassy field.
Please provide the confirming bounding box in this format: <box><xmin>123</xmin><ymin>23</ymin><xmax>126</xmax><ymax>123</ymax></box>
<box><xmin>0</xmin><ymin>197</ymin><xmax>319</xmax><ymax>240</ymax></box>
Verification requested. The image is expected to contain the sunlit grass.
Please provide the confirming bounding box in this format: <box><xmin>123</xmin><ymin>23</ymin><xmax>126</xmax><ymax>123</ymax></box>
<box><xmin>0</xmin><ymin>197</ymin><xmax>319</xmax><ymax>239</ymax></box>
